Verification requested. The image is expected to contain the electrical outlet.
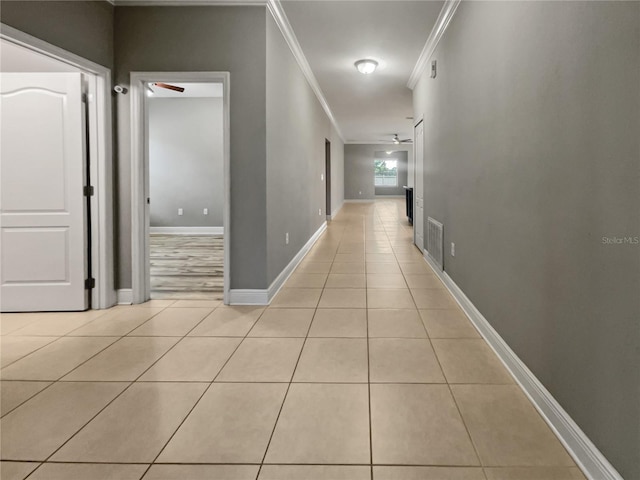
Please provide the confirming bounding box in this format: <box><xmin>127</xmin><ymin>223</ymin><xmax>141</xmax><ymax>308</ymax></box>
<box><xmin>285</xmin><ymin>232</ymin><xmax>289</xmax><ymax>245</ymax></box>
<box><xmin>321</xmin><ymin>173</ymin><xmax>324</xmax><ymax>181</ymax></box>
<box><xmin>203</xmin><ymin>208</ymin><xmax>208</xmax><ymax>215</ymax></box>
<box><xmin>319</xmin><ymin>208</ymin><xmax>322</xmax><ymax>216</ymax></box>
<box><xmin>359</xmin><ymin>191</ymin><xmax>362</xmax><ymax>195</ymax></box>
<box><xmin>451</xmin><ymin>242</ymin><xmax>455</xmax><ymax>256</ymax></box>
<box><xmin>178</xmin><ymin>208</ymin><xmax>183</xmax><ymax>216</ymax></box>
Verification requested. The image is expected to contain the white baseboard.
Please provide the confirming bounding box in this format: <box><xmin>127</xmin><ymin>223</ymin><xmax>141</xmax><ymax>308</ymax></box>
<box><xmin>375</xmin><ymin>194</ymin><xmax>405</xmax><ymax>198</ymax></box>
<box><xmin>344</xmin><ymin>199</ymin><xmax>374</xmax><ymax>203</ymax></box>
<box><xmin>227</xmin><ymin>289</ymin><xmax>269</xmax><ymax>305</ymax></box>
<box><xmin>228</xmin><ymin>222</ymin><xmax>327</xmax><ymax>306</ymax></box>
<box><xmin>423</xmin><ymin>254</ymin><xmax>623</xmax><ymax>480</ymax></box>
<box><xmin>150</xmin><ymin>226</ymin><xmax>223</xmax><ymax>235</ymax></box>
<box><xmin>266</xmin><ymin>221</ymin><xmax>327</xmax><ymax>302</ymax></box>
<box><xmin>116</xmin><ymin>289</ymin><xmax>133</xmax><ymax>305</ymax></box>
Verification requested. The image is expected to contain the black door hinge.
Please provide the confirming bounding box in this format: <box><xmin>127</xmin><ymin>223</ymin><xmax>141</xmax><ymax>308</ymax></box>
<box><xmin>84</xmin><ymin>186</ymin><xmax>94</xmax><ymax>196</ymax></box>
<box><xmin>85</xmin><ymin>278</ymin><xmax>95</xmax><ymax>289</ymax></box>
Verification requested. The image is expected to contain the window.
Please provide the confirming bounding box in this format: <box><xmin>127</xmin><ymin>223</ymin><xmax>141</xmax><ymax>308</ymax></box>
<box><xmin>374</xmin><ymin>159</ymin><xmax>398</xmax><ymax>186</ymax></box>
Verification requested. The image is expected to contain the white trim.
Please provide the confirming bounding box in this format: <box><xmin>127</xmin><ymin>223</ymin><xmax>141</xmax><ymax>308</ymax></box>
<box><xmin>423</xmin><ymin>253</ymin><xmax>623</xmax><ymax>480</ymax></box>
<box><xmin>150</xmin><ymin>226</ymin><xmax>224</xmax><ymax>235</ymax></box>
<box><xmin>117</xmin><ymin>289</ymin><xmax>133</xmax><ymax>305</ymax></box>
<box><xmin>228</xmin><ymin>289</ymin><xmax>269</xmax><ymax>305</ymax></box>
<box><xmin>375</xmin><ymin>195</ymin><xmax>404</xmax><ymax>198</ymax></box>
<box><xmin>345</xmin><ymin>199</ymin><xmax>374</xmax><ymax>203</ymax></box>
<box><xmin>130</xmin><ymin>71</ymin><xmax>231</xmax><ymax>305</ymax></box>
<box><xmin>266</xmin><ymin>221</ymin><xmax>326</xmax><ymax>301</ymax></box>
<box><xmin>0</xmin><ymin>23</ymin><xmax>116</xmax><ymax>310</ymax></box>
<box><xmin>266</xmin><ymin>0</ymin><xmax>344</xmax><ymax>142</ymax></box>
<box><xmin>407</xmin><ymin>0</ymin><xmax>462</xmax><ymax>90</ymax></box>
<box><xmin>229</xmin><ymin>221</ymin><xmax>327</xmax><ymax>305</ymax></box>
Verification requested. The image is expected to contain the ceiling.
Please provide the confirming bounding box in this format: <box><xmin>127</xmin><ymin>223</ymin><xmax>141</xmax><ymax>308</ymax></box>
<box><xmin>282</xmin><ymin>0</ymin><xmax>444</xmax><ymax>144</ymax></box>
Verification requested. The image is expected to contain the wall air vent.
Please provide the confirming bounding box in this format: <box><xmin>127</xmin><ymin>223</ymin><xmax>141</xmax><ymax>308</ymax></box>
<box><xmin>426</xmin><ymin>217</ymin><xmax>444</xmax><ymax>270</ymax></box>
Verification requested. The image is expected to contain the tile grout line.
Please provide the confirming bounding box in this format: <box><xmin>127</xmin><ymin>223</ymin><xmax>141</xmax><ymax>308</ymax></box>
<box><xmin>254</xmin><ymin>238</ymin><xmax>338</xmax><ymax>480</ymax></box>
<box><xmin>140</xmin><ymin>304</ymin><xmax>274</xmax><ymax>478</ymax></box>
<box><xmin>22</xmin><ymin>305</ymin><xmax>222</xmax><ymax>476</ymax></box>
<box><xmin>365</xmin><ymin>212</ymin><xmax>374</xmax><ymax>480</ymax></box>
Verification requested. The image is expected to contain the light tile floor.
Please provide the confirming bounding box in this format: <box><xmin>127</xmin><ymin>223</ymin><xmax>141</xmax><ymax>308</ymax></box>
<box><xmin>0</xmin><ymin>200</ymin><xmax>586</xmax><ymax>480</ymax></box>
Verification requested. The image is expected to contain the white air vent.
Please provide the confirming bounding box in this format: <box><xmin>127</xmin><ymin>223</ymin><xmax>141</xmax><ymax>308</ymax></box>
<box><xmin>426</xmin><ymin>217</ymin><xmax>444</xmax><ymax>270</ymax></box>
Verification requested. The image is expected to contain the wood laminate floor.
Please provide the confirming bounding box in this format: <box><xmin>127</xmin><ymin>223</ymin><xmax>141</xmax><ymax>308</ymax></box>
<box><xmin>149</xmin><ymin>234</ymin><xmax>223</xmax><ymax>300</ymax></box>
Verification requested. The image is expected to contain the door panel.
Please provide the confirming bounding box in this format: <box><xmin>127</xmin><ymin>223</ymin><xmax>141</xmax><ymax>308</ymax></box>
<box><xmin>1</xmin><ymin>72</ymin><xmax>87</xmax><ymax>311</ymax></box>
<box><xmin>414</xmin><ymin>121</ymin><xmax>424</xmax><ymax>252</ymax></box>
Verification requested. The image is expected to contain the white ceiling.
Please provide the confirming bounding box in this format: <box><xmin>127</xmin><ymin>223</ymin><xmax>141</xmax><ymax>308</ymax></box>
<box><xmin>282</xmin><ymin>0</ymin><xmax>443</xmax><ymax>144</ymax></box>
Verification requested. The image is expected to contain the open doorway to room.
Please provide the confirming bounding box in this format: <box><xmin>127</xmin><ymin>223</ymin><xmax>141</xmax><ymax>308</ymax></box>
<box><xmin>130</xmin><ymin>73</ymin><xmax>230</xmax><ymax>304</ymax></box>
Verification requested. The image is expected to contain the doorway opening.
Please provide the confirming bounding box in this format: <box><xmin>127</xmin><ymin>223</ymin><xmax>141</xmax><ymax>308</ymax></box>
<box><xmin>325</xmin><ymin>139</ymin><xmax>331</xmax><ymax>220</ymax></box>
<box><xmin>130</xmin><ymin>72</ymin><xmax>230</xmax><ymax>304</ymax></box>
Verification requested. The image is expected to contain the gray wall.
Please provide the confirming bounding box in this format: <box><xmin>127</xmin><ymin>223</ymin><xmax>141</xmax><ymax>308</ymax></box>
<box><xmin>0</xmin><ymin>1</ymin><xmax>114</xmax><ymax>68</ymax></box>
<box><xmin>345</xmin><ymin>144</ymin><xmax>412</xmax><ymax>200</ymax></box>
<box><xmin>374</xmin><ymin>150</ymin><xmax>408</xmax><ymax>196</ymax></box>
<box><xmin>265</xmin><ymin>14</ymin><xmax>344</xmax><ymax>284</ymax></box>
<box><xmin>114</xmin><ymin>6</ymin><xmax>267</xmax><ymax>289</ymax></box>
<box><xmin>413</xmin><ymin>2</ymin><xmax>640</xmax><ymax>477</ymax></box>
<box><xmin>148</xmin><ymin>97</ymin><xmax>223</xmax><ymax>228</ymax></box>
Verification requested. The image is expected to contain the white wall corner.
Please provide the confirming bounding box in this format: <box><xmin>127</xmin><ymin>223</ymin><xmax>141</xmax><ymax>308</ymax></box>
<box><xmin>407</xmin><ymin>0</ymin><xmax>462</xmax><ymax>90</ymax></box>
<box><xmin>266</xmin><ymin>0</ymin><xmax>344</xmax><ymax>142</ymax></box>
<box><xmin>422</xmin><ymin>253</ymin><xmax>624</xmax><ymax>480</ymax></box>
<box><xmin>117</xmin><ymin>289</ymin><xmax>133</xmax><ymax>305</ymax></box>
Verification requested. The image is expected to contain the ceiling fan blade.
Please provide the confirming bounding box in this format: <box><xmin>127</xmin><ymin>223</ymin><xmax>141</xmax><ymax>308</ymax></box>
<box><xmin>154</xmin><ymin>82</ymin><xmax>185</xmax><ymax>93</ymax></box>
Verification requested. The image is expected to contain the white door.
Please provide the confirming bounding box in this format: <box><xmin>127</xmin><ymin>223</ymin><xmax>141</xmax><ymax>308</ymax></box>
<box><xmin>1</xmin><ymin>72</ymin><xmax>88</xmax><ymax>312</ymax></box>
<box><xmin>414</xmin><ymin>121</ymin><xmax>424</xmax><ymax>252</ymax></box>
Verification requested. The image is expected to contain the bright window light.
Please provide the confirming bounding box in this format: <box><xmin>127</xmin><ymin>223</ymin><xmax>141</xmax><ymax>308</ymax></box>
<box><xmin>374</xmin><ymin>159</ymin><xmax>398</xmax><ymax>187</ymax></box>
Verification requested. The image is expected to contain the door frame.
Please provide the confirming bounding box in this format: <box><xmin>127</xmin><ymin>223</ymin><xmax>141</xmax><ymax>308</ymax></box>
<box><xmin>413</xmin><ymin>116</ymin><xmax>424</xmax><ymax>251</ymax></box>
<box><xmin>1</xmin><ymin>23</ymin><xmax>115</xmax><ymax>309</ymax></box>
<box><xmin>325</xmin><ymin>139</ymin><xmax>331</xmax><ymax>220</ymax></box>
<box><xmin>130</xmin><ymin>71</ymin><xmax>231</xmax><ymax>304</ymax></box>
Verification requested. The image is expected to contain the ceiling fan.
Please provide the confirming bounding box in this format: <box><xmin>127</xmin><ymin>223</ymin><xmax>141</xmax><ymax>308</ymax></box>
<box><xmin>382</xmin><ymin>133</ymin><xmax>412</xmax><ymax>144</ymax></box>
<box><xmin>147</xmin><ymin>82</ymin><xmax>185</xmax><ymax>94</ymax></box>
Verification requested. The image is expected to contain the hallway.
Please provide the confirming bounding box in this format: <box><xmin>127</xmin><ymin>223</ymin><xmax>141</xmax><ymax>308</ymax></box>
<box><xmin>1</xmin><ymin>200</ymin><xmax>583</xmax><ymax>479</ymax></box>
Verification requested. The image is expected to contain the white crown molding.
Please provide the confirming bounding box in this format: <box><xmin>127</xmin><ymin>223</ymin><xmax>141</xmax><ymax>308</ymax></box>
<box><xmin>422</xmin><ymin>253</ymin><xmax>623</xmax><ymax>480</ymax></box>
<box><xmin>407</xmin><ymin>0</ymin><xmax>461</xmax><ymax>90</ymax></box>
<box><xmin>345</xmin><ymin>141</ymin><xmax>413</xmax><ymax>146</ymax></box>
<box><xmin>266</xmin><ymin>0</ymin><xmax>345</xmax><ymax>142</ymax></box>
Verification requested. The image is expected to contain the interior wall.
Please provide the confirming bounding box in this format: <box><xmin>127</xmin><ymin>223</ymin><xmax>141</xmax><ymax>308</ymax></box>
<box><xmin>374</xmin><ymin>150</ymin><xmax>408</xmax><ymax>196</ymax></box>
<box><xmin>265</xmin><ymin>13</ymin><xmax>344</xmax><ymax>285</ymax></box>
<box><xmin>344</xmin><ymin>144</ymin><xmax>413</xmax><ymax>200</ymax></box>
<box><xmin>148</xmin><ymin>97</ymin><xmax>223</xmax><ymax>228</ymax></box>
<box><xmin>412</xmin><ymin>1</ymin><xmax>640</xmax><ymax>477</ymax></box>
<box><xmin>0</xmin><ymin>1</ymin><xmax>114</xmax><ymax>69</ymax></box>
<box><xmin>114</xmin><ymin>6</ymin><xmax>268</xmax><ymax>290</ymax></box>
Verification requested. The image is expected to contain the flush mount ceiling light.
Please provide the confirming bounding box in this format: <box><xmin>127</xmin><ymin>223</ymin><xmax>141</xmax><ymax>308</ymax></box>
<box><xmin>355</xmin><ymin>59</ymin><xmax>378</xmax><ymax>75</ymax></box>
